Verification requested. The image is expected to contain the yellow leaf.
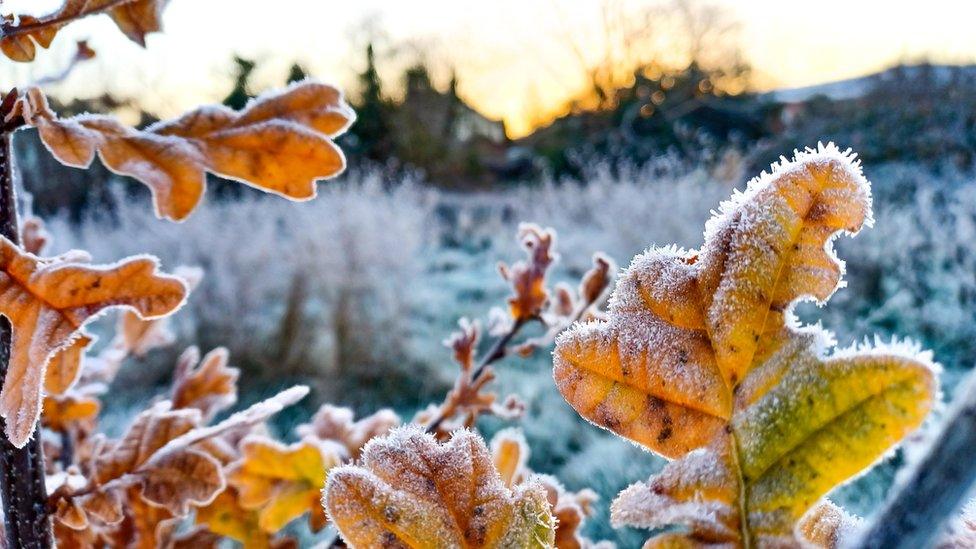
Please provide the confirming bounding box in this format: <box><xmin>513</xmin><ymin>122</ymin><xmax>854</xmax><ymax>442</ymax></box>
<box><xmin>324</xmin><ymin>426</ymin><xmax>556</xmax><ymax>548</ymax></box>
<box><xmin>195</xmin><ymin>488</ymin><xmax>271</xmax><ymax>548</ymax></box>
<box><xmin>557</xmin><ymin>145</ymin><xmax>939</xmax><ymax>547</ymax></box>
<box><xmin>0</xmin><ymin>236</ymin><xmax>186</xmax><ymax>447</ymax></box>
<box><xmin>228</xmin><ymin>435</ymin><xmax>341</xmax><ymax>533</ymax></box>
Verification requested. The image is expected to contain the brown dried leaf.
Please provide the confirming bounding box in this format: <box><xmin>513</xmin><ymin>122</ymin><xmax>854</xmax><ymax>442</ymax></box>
<box><xmin>295</xmin><ymin>404</ymin><xmax>399</xmax><ymax>460</ymax></box>
<box><xmin>107</xmin><ymin>0</ymin><xmax>168</xmax><ymax>46</ymax></box>
<box><xmin>20</xmin><ymin>216</ymin><xmax>50</xmax><ymax>255</ymax></box>
<box><xmin>0</xmin><ymin>0</ymin><xmax>169</xmax><ymax>62</ymax></box>
<box><xmin>797</xmin><ymin>500</ymin><xmax>861</xmax><ymax>548</ymax></box>
<box><xmin>13</xmin><ymin>84</ymin><xmax>354</xmax><ymax>220</ymax></box>
<box><xmin>44</xmin><ymin>335</ymin><xmax>92</xmax><ymax>395</ymax></box>
<box><xmin>139</xmin><ymin>447</ymin><xmax>224</xmax><ymax>515</ymax></box>
<box><xmin>94</xmin><ymin>403</ymin><xmax>201</xmax><ymax>484</ymax></box>
<box><xmin>499</xmin><ymin>223</ymin><xmax>557</xmax><ymax>321</ymax></box>
<box><xmin>325</xmin><ymin>426</ymin><xmax>556</xmax><ymax>547</ymax></box>
<box><xmin>42</xmin><ymin>392</ymin><xmax>100</xmax><ymax>432</ymax></box>
<box><xmin>0</xmin><ymin>236</ymin><xmax>187</xmax><ymax>447</ymax></box>
<box><xmin>171</xmin><ymin>346</ymin><xmax>239</xmax><ymax>420</ymax></box>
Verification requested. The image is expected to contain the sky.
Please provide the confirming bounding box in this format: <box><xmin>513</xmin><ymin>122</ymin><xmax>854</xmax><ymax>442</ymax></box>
<box><xmin>3</xmin><ymin>0</ymin><xmax>976</xmax><ymax>137</ymax></box>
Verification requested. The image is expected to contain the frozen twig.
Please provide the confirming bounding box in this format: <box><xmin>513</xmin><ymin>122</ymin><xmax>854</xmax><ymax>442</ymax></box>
<box><xmin>851</xmin><ymin>369</ymin><xmax>976</xmax><ymax>549</ymax></box>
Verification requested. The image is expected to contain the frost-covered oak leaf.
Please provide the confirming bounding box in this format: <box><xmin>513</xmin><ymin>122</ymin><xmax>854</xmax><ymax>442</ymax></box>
<box><xmin>295</xmin><ymin>403</ymin><xmax>400</xmax><ymax>460</ymax></box>
<box><xmin>324</xmin><ymin>426</ymin><xmax>556</xmax><ymax>548</ymax></box>
<box><xmin>121</xmin><ymin>265</ymin><xmax>202</xmax><ymax>357</ymax></box>
<box><xmin>0</xmin><ymin>0</ymin><xmax>169</xmax><ymax>62</ymax></box>
<box><xmin>9</xmin><ymin>83</ymin><xmax>354</xmax><ymax>221</ymax></box>
<box><xmin>227</xmin><ymin>435</ymin><xmax>340</xmax><ymax>533</ymax></box>
<box><xmin>171</xmin><ymin>346</ymin><xmax>239</xmax><ymax>421</ymax></box>
<box><xmin>194</xmin><ymin>488</ymin><xmax>269</xmax><ymax>547</ymax></box>
<box><xmin>43</xmin><ymin>334</ymin><xmax>92</xmax><ymax>395</ymax></box>
<box><xmin>0</xmin><ymin>236</ymin><xmax>186</xmax><ymax>447</ymax></box>
<box><xmin>553</xmin><ymin>145</ymin><xmax>938</xmax><ymax>546</ymax></box>
<box><xmin>42</xmin><ymin>392</ymin><xmax>99</xmax><ymax>432</ymax></box>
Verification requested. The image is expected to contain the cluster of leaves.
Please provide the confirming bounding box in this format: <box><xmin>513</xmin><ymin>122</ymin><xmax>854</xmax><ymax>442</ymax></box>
<box><xmin>18</xmin><ymin>218</ymin><xmax>400</xmax><ymax>547</ymax></box>
<box><xmin>316</xmin><ymin>144</ymin><xmax>968</xmax><ymax>549</ymax></box>
<box><xmin>322</xmin><ymin>223</ymin><xmax>617</xmax><ymax>547</ymax></box>
<box><xmin>552</xmin><ymin>143</ymin><xmax>939</xmax><ymax>547</ymax></box>
<box><xmin>1</xmin><ymin>0</ymin><xmax>168</xmax><ymax>62</ymax></box>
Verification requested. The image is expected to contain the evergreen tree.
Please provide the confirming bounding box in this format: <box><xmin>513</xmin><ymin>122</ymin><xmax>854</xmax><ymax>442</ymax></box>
<box><xmin>349</xmin><ymin>43</ymin><xmax>393</xmax><ymax>162</ymax></box>
<box><xmin>286</xmin><ymin>63</ymin><xmax>308</xmax><ymax>84</ymax></box>
<box><xmin>222</xmin><ymin>56</ymin><xmax>257</xmax><ymax>111</ymax></box>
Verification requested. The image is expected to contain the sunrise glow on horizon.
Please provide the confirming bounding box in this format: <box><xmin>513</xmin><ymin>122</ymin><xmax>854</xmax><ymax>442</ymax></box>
<box><xmin>2</xmin><ymin>0</ymin><xmax>975</xmax><ymax>137</ymax></box>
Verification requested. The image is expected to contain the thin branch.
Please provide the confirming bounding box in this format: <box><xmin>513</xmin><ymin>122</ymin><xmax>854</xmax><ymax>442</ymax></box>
<box><xmin>424</xmin><ymin>317</ymin><xmax>529</xmax><ymax>434</ymax></box>
<box><xmin>852</xmin><ymin>369</ymin><xmax>976</xmax><ymax>548</ymax></box>
<box><xmin>0</xmin><ymin>0</ymin><xmax>133</xmax><ymax>39</ymax></box>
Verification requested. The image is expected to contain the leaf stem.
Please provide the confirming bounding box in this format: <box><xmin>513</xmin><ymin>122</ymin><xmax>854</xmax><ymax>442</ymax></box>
<box><xmin>0</xmin><ymin>130</ymin><xmax>53</xmax><ymax>548</ymax></box>
<box><xmin>425</xmin><ymin>317</ymin><xmax>529</xmax><ymax>434</ymax></box>
<box><xmin>0</xmin><ymin>0</ymin><xmax>134</xmax><ymax>39</ymax></box>
<box><xmin>852</xmin><ymin>370</ymin><xmax>976</xmax><ymax>548</ymax></box>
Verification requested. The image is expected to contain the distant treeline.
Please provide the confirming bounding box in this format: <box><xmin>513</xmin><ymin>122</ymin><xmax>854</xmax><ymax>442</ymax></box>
<box><xmin>14</xmin><ymin>53</ymin><xmax>976</xmax><ymax>218</ymax></box>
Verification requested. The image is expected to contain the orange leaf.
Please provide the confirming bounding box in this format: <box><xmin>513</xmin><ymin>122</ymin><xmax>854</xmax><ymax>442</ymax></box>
<box><xmin>15</xmin><ymin>83</ymin><xmax>354</xmax><ymax>220</ymax></box>
<box><xmin>0</xmin><ymin>237</ymin><xmax>186</xmax><ymax>447</ymax></box>
<box><xmin>228</xmin><ymin>435</ymin><xmax>341</xmax><ymax>533</ymax></box>
<box><xmin>42</xmin><ymin>392</ymin><xmax>100</xmax><ymax>432</ymax></box>
<box><xmin>567</xmin><ymin>145</ymin><xmax>938</xmax><ymax>546</ymax></box>
<box><xmin>44</xmin><ymin>335</ymin><xmax>92</xmax><ymax>395</ymax></box>
<box><xmin>107</xmin><ymin>0</ymin><xmax>167</xmax><ymax>46</ymax></box>
<box><xmin>171</xmin><ymin>346</ymin><xmax>239</xmax><ymax>420</ymax></box>
<box><xmin>325</xmin><ymin>426</ymin><xmax>556</xmax><ymax>547</ymax></box>
<box><xmin>0</xmin><ymin>0</ymin><xmax>169</xmax><ymax>62</ymax></box>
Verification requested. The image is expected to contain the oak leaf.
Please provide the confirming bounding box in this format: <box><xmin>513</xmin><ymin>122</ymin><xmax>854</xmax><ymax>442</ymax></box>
<box><xmin>0</xmin><ymin>0</ymin><xmax>169</xmax><ymax>62</ymax></box>
<box><xmin>194</xmin><ymin>488</ymin><xmax>269</xmax><ymax>548</ymax></box>
<box><xmin>324</xmin><ymin>425</ymin><xmax>556</xmax><ymax>548</ymax></box>
<box><xmin>20</xmin><ymin>216</ymin><xmax>49</xmax><ymax>255</ymax></box>
<box><xmin>489</xmin><ymin>429</ymin><xmax>611</xmax><ymax>549</ymax></box>
<box><xmin>42</xmin><ymin>392</ymin><xmax>100</xmax><ymax>432</ymax></box>
<box><xmin>44</xmin><ymin>335</ymin><xmax>92</xmax><ymax>395</ymax></box>
<box><xmin>121</xmin><ymin>265</ymin><xmax>202</xmax><ymax>356</ymax></box>
<box><xmin>10</xmin><ymin>83</ymin><xmax>354</xmax><ymax>220</ymax></box>
<box><xmin>53</xmin><ymin>387</ymin><xmax>308</xmax><ymax>535</ymax></box>
<box><xmin>553</xmin><ymin>144</ymin><xmax>938</xmax><ymax>546</ymax></box>
<box><xmin>171</xmin><ymin>346</ymin><xmax>239</xmax><ymax>420</ymax></box>
<box><xmin>227</xmin><ymin>435</ymin><xmax>341</xmax><ymax>533</ymax></box>
<box><xmin>498</xmin><ymin>224</ymin><xmax>557</xmax><ymax>321</ymax></box>
<box><xmin>295</xmin><ymin>403</ymin><xmax>399</xmax><ymax>460</ymax></box>
<box><xmin>0</xmin><ymin>235</ymin><xmax>187</xmax><ymax>447</ymax></box>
